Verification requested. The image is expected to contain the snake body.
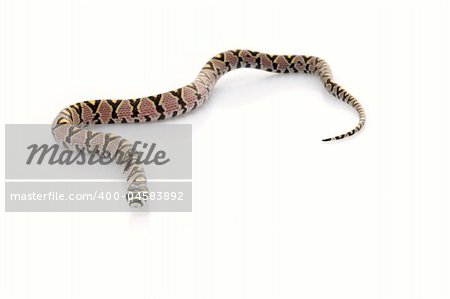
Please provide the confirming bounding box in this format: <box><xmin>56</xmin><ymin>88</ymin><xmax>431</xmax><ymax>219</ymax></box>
<box><xmin>52</xmin><ymin>50</ymin><xmax>366</xmax><ymax>207</ymax></box>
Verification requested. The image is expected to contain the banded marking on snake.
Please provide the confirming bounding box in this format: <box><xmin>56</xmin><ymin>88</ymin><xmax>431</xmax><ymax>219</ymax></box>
<box><xmin>52</xmin><ymin>50</ymin><xmax>366</xmax><ymax>207</ymax></box>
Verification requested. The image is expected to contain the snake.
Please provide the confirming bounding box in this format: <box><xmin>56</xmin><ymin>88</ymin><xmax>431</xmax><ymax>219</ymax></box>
<box><xmin>52</xmin><ymin>49</ymin><xmax>366</xmax><ymax>208</ymax></box>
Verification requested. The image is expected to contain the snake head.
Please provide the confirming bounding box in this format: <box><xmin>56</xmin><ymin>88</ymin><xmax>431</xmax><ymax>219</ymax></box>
<box><xmin>126</xmin><ymin>182</ymin><xmax>149</xmax><ymax>208</ymax></box>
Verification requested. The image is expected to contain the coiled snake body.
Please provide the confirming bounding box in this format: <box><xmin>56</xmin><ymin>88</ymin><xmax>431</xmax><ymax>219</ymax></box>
<box><xmin>52</xmin><ymin>50</ymin><xmax>366</xmax><ymax>207</ymax></box>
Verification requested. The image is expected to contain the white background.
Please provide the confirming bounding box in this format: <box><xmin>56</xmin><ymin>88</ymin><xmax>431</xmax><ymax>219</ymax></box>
<box><xmin>1</xmin><ymin>0</ymin><xmax>449</xmax><ymax>298</ymax></box>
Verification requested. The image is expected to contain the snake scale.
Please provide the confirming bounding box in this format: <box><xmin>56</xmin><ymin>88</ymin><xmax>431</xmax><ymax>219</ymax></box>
<box><xmin>52</xmin><ymin>50</ymin><xmax>366</xmax><ymax>207</ymax></box>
